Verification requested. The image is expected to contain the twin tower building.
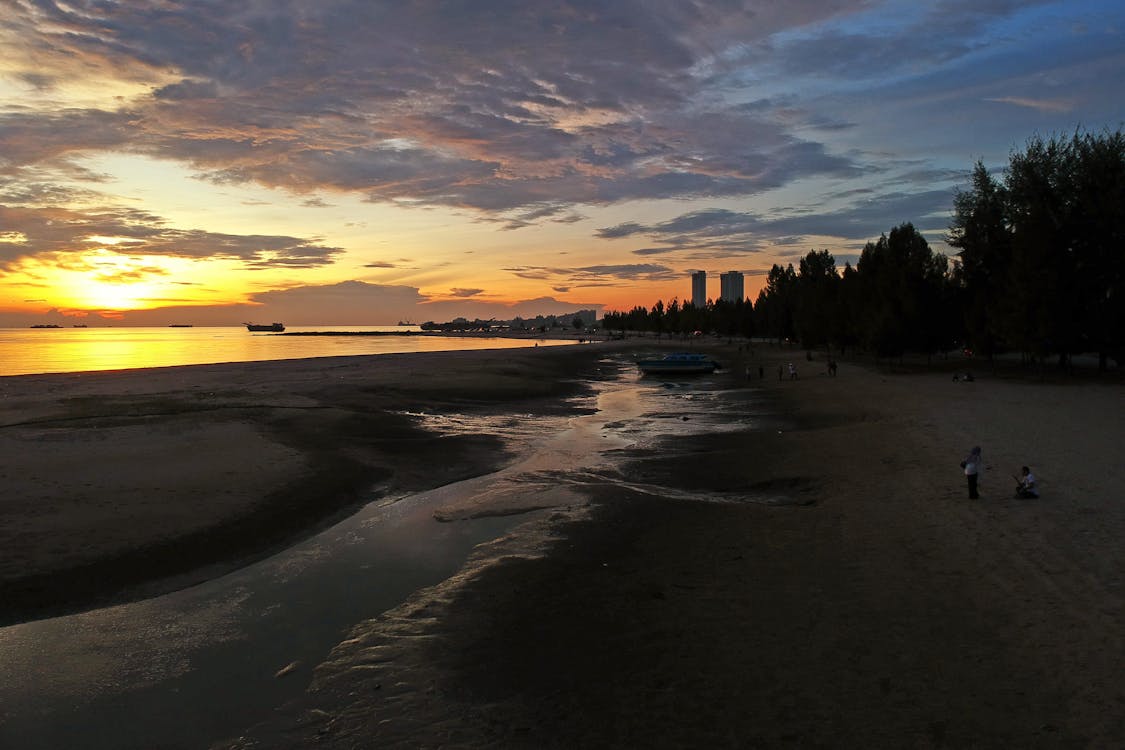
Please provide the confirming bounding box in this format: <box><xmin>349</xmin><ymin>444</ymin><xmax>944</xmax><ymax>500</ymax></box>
<box><xmin>691</xmin><ymin>270</ymin><xmax>745</xmax><ymax>307</ymax></box>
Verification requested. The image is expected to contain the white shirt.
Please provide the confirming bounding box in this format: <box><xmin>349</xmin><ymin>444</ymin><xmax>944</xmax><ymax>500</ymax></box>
<box><xmin>964</xmin><ymin>452</ymin><xmax>982</xmax><ymax>476</ymax></box>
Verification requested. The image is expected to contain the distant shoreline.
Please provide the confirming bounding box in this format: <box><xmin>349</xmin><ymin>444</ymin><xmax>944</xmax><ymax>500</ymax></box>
<box><xmin>278</xmin><ymin>329</ymin><xmax>433</xmax><ymax>336</ymax></box>
<box><xmin>279</xmin><ymin>329</ymin><xmax>595</xmax><ymax>338</ymax></box>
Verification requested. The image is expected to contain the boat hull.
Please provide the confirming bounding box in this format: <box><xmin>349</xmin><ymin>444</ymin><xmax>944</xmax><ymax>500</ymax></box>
<box><xmin>246</xmin><ymin>323</ymin><xmax>285</xmax><ymax>332</ymax></box>
<box><xmin>637</xmin><ymin>353</ymin><xmax>719</xmax><ymax>375</ymax></box>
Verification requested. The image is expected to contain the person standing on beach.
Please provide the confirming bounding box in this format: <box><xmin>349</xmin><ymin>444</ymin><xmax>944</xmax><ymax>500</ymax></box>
<box><xmin>962</xmin><ymin>446</ymin><xmax>982</xmax><ymax>499</ymax></box>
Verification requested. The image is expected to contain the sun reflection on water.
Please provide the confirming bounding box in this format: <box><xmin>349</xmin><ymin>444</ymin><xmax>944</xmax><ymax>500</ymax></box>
<box><xmin>0</xmin><ymin>327</ymin><xmax>578</xmax><ymax>377</ymax></box>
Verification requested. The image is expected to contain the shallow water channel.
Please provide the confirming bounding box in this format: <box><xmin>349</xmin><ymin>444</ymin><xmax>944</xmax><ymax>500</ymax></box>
<box><xmin>0</xmin><ymin>363</ymin><xmax>759</xmax><ymax>749</ymax></box>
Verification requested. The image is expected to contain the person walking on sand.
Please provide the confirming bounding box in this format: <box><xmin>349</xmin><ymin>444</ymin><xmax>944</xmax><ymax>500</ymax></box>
<box><xmin>1014</xmin><ymin>466</ymin><xmax>1039</xmax><ymax>498</ymax></box>
<box><xmin>961</xmin><ymin>446</ymin><xmax>982</xmax><ymax>499</ymax></box>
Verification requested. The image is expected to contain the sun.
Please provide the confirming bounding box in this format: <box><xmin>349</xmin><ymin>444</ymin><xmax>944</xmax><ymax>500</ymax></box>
<box><xmin>55</xmin><ymin>250</ymin><xmax>162</xmax><ymax>310</ymax></box>
<box><xmin>73</xmin><ymin>275</ymin><xmax>162</xmax><ymax>311</ymax></box>
<box><xmin>35</xmin><ymin>249</ymin><xmax>226</xmax><ymax>312</ymax></box>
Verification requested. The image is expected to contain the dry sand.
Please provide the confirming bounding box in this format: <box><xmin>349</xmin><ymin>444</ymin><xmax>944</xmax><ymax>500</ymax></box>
<box><xmin>216</xmin><ymin>346</ymin><xmax>1125</xmax><ymax>749</ymax></box>
<box><xmin>3</xmin><ymin>341</ymin><xmax>1123</xmax><ymax>747</ymax></box>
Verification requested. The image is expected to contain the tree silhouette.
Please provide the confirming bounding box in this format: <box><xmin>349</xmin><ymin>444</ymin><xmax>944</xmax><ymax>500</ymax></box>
<box><xmin>600</xmin><ymin>128</ymin><xmax>1123</xmax><ymax>371</ymax></box>
<box><xmin>754</xmin><ymin>264</ymin><xmax>798</xmax><ymax>344</ymax></box>
<box><xmin>795</xmin><ymin>250</ymin><xmax>840</xmax><ymax>351</ymax></box>
<box><xmin>855</xmin><ymin>224</ymin><xmax>950</xmax><ymax>358</ymax></box>
<box><xmin>948</xmin><ymin>160</ymin><xmax>1010</xmax><ymax>359</ymax></box>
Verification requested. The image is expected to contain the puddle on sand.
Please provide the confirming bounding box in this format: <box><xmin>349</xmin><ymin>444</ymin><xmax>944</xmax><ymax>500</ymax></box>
<box><xmin>419</xmin><ymin>367</ymin><xmax>786</xmax><ymax>519</ymax></box>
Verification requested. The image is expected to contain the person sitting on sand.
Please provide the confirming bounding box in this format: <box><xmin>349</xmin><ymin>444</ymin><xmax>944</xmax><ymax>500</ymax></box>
<box><xmin>1014</xmin><ymin>466</ymin><xmax>1039</xmax><ymax>499</ymax></box>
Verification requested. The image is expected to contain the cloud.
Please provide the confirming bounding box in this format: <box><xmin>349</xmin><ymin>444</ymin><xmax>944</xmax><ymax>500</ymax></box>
<box><xmin>984</xmin><ymin>96</ymin><xmax>1075</xmax><ymax>113</ymax></box>
<box><xmin>0</xmin><ymin>181</ymin><xmax>99</xmax><ymax>206</ymax></box>
<box><xmin>0</xmin><ymin>109</ymin><xmax>136</xmax><ymax>174</ymax></box>
<box><xmin>596</xmin><ymin>222</ymin><xmax>647</xmax><ymax>240</ymax></box>
<box><xmin>0</xmin><ymin>204</ymin><xmax>342</xmax><ymax>269</ymax></box>
<box><xmin>504</xmin><ymin>262</ymin><xmax>679</xmax><ymax>289</ymax></box>
<box><xmin>448</xmin><ymin>287</ymin><xmax>484</xmax><ymax>298</ymax></box>
<box><xmin>0</xmin><ymin>1</ymin><xmax>873</xmax><ymax>219</ymax></box>
<box><xmin>730</xmin><ymin>1</ymin><xmax>1055</xmax><ymax>86</ymax></box>
<box><xmin>93</xmin><ymin>263</ymin><xmax>171</xmax><ymax>284</ymax></box>
<box><xmin>251</xmin><ymin>280</ymin><xmax>425</xmax><ymax>313</ymax></box>
<box><xmin>596</xmin><ymin>189</ymin><xmax>956</xmax><ymax>253</ymax></box>
<box><xmin>494</xmin><ymin>203</ymin><xmax>586</xmax><ymax>231</ymax></box>
<box><xmin>0</xmin><ymin>0</ymin><xmax>1119</xmax><ymax>299</ymax></box>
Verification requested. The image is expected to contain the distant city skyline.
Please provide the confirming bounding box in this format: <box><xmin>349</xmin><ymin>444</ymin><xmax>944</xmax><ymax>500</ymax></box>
<box><xmin>689</xmin><ymin>269</ymin><xmax>748</xmax><ymax>306</ymax></box>
<box><xmin>2</xmin><ymin>2</ymin><xmax>1123</xmax><ymax>327</ymax></box>
<box><xmin>691</xmin><ymin>271</ymin><xmax>709</xmax><ymax>308</ymax></box>
<box><xmin>720</xmin><ymin>272</ymin><xmax>746</xmax><ymax>304</ymax></box>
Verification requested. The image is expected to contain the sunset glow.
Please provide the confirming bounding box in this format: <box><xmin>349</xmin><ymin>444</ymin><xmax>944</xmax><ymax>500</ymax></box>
<box><xmin>1</xmin><ymin>1</ymin><xmax>1122</xmax><ymax>326</ymax></box>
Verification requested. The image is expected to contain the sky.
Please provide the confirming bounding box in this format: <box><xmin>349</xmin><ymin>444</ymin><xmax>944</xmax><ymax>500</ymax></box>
<box><xmin>1</xmin><ymin>0</ymin><xmax>1123</xmax><ymax>327</ymax></box>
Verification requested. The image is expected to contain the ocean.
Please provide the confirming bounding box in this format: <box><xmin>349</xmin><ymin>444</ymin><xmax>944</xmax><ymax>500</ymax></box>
<box><xmin>0</xmin><ymin>326</ymin><xmax>574</xmax><ymax>377</ymax></box>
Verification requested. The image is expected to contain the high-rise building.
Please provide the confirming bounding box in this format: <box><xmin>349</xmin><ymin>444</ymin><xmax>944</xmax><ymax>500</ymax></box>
<box><xmin>720</xmin><ymin>271</ymin><xmax>745</xmax><ymax>303</ymax></box>
<box><xmin>691</xmin><ymin>270</ymin><xmax>707</xmax><ymax>307</ymax></box>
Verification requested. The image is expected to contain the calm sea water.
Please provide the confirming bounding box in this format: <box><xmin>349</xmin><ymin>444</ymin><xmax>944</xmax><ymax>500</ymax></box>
<box><xmin>0</xmin><ymin>326</ymin><xmax>574</xmax><ymax>377</ymax></box>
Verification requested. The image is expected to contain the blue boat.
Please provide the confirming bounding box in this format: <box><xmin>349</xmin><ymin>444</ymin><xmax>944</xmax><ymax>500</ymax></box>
<box><xmin>637</xmin><ymin>352</ymin><xmax>719</xmax><ymax>375</ymax></box>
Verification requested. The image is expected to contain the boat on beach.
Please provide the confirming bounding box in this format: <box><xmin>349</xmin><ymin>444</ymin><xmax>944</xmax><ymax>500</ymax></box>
<box><xmin>637</xmin><ymin>352</ymin><xmax>720</xmax><ymax>375</ymax></box>
<box><xmin>245</xmin><ymin>322</ymin><xmax>285</xmax><ymax>332</ymax></box>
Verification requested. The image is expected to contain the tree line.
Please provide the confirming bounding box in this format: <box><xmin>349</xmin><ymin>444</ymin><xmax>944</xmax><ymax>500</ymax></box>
<box><xmin>600</xmin><ymin>128</ymin><xmax>1125</xmax><ymax>369</ymax></box>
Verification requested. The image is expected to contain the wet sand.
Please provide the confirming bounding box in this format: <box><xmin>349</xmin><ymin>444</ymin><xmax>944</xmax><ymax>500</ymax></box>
<box><xmin>0</xmin><ymin>343</ymin><xmax>617</xmax><ymax>626</ymax></box>
<box><xmin>218</xmin><ymin>347</ymin><xmax>1125</xmax><ymax>749</ymax></box>
<box><xmin>3</xmin><ymin>342</ymin><xmax>1123</xmax><ymax>747</ymax></box>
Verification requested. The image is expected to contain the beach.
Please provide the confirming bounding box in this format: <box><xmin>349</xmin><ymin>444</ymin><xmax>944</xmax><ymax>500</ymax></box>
<box><xmin>3</xmin><ymin>342</ymin><xmax>1123</xmax><ymax>747</ymax></box>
